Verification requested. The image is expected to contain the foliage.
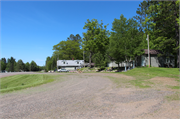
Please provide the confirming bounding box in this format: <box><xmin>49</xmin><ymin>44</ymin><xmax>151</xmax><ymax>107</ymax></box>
<box><xmin>1</xmin><ymin>61</ymin><xmax>6</xmax><ymax>71</ymax></box>
<box><xmin>53</xmin><ymin>34</ymin><xmax>83</xmax><ymax>60</ymax></box>
<box><xmin>134</xmin><ymin>0</ymin><xmax>149</xmax><ymax>33</ymax></box>
<box><xmin>45</xmin><ymin>0</ymin><xmax>179</xmax><ymax>69</ymax></box>
<box><xmin>145</xmin><ymin>1</ymin><xmax>179</xmax><ymax>67</ymax></box>
<box><xmin>30</xmin><ymin>60</ymin><xmax>38</xmax><ymax>71</ymax></box>
<box><xmin>5</xmin><ymin>57</ymin><xmax>16</xmax><ymax>72</ymax></box>
<box><xmin>1</xmin><ymin>58</ymin><xmax>7</xmax><ymax>71</ymax></box>
<box><xmin>25</xmin><ymin>62</ymin><xmax>30</xmax><ymax>71</ymax></box>
<box><xmin>15</xmin><ymin>59</ymin><xmax>25</xmax><ymax>72</ymax></box>
<box><xmin>83</xmin><ymin>19</ymin><xmax>109</xmax><ymax>67</ymax></box>
<box><xmin>92</xmin><ymin>52</ymin><xmax>106</xmax><ymax>69</ymax></box>
<box><xmin>109</xmin><ymin>14</ymin><xmax>145</xmax><ymax>69</ymax></box>
<box><xmin>53</xmin><ymin>40</ymin><xmax>82</xmax><ymax>60</ymax></box>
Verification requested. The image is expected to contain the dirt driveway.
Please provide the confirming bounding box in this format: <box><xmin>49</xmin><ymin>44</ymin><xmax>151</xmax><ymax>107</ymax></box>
<box><xmin>0</xmin><ymin>73</ymin><xmax>179</xmax><ymax>119</ymax></box>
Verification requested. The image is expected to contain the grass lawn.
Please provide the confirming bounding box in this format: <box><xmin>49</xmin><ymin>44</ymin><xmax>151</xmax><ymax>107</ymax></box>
<box><xmin>120</xmin><ymin>67</ymin><xmax>180</xmax><ymax>79</ymax></box>
<box><xmin>0</xmin><ymin>74</ymin><xmax>58</xmax><ymax>93</ymax></box>
<box><xmin>113</xmin><ymin>67</ymin><xmax>180</xmax><ymax>88</ymax></box>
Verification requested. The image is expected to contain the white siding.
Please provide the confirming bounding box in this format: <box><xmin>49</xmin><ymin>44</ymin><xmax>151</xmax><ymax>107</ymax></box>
<box><xmin>108</xmin><ymin>61</ymin><xmax>132</xmax><ymax>67</ymax></box>
<box><xmin>64</xmin><ymin>67</ymin><xmax>75</xmax><ymax>71</ymax></box>
<box><xmin>57</xmin><ymin>60</ymin><xmax>84</xmax><ymax>67</ymax></box>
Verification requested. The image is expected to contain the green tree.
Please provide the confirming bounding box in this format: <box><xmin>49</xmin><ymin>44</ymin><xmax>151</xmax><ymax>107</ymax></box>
<box><xmin>25</xmin><ymin>62</ymin><xmax>30</xmax><ymax>71</ymax></box>
<box><xmin>134</xmin><ymin>0</ymin><xmax>149</xmax><ymax>33</ymax></box>
<box><xmin>108</xmin><ymin>15</ymin><xmax>128</xmax><ymax>69</ymax></box>
<box><xmin>83</xmin><ymin>19</ymin><xmax>109</xmax><ymax>67</ymax></box>
<box><xmin>53</xmin><ymin>34</ymin><xmax>83</xmax><ymax>61</ymax></box>
<box><xmin>15</xmin><ymin>59</ymin><xmax>25</xmax><ymax>72</ymax></box>
<box><xmin>109</xmin><ymin>14</ymin><xmax>144</xmax><ymax>70</ymax></box>
<box><xmin>45</xmin><ymin>56</ymin><xmax>52</xmax><ymax>71</ymax></box>
<box><xmin>30</xmin><ymin>61</ymin><xmax>38</xmax><ymax>71</ymax></box>
<box><xmin>1</xmin><ymin>58</ymin><xmax>6</xmax><ymax>71</ymax></box>
<box><xmin>1</xmin><ymin>60</ymin><xmax>6</xmax><ymax>71</ymax></box>
<box><xmin>50</xmin><ymin>55</ymin><xmax>57</xmax><ymax>70</ymax></box>
<box><xmin>67</xmin><ymin>34</ymin><xmax>82</xmax><ymax>46</ymax></box>
<box><xmin>145</xmin><ymin>1</ymin><xmax>179</xmax><ymax>67</ymax></box>
<box><xmin>53</xmin><ymin>39</ymin><xmax>82</xmax><ymax>60</ymax></box>
<box><xmin>126</xmin><ymin>18</ymin><xmax>146</xmax><ymax>67</ymax></box>
<box><xmin>5</xmin><ymin>57</ymin><xmax>16</xmax><ymax>72</ymax></box>
<box><xmin>92</xmin><ymin>52</ymin><xmax>108</xmax><ymax>69</ymax></box>
<box><xmin>1</xmin><ymin>58</ymin><xmax>7</xmax><ymax>71</ymax></box>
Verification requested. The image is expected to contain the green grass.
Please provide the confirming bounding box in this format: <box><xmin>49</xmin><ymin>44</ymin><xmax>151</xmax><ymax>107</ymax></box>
<box><xmin>166</xmin><ymin>92</ymin><xmax>180</xmax><ymax>101</ymax></box>
<box><xmin>0</xmin><ymin>74</ymin><xmax>57</xmax><ymax>93</ymax></box>
<box><xmin>105</xmin><ymin>76</ymin><xmax>130</xmax><ymax>88</ymax></box>
<box><xmin>167</xmin><ymin>85</ymin><xmax>180</xmax><ymax>89</ymax></box>
<box><xmin>110</xmin><ymin>67</ymin><xmax>180</xmax><ymax>88</ymax></box>
<box><xmin>119</xmin><ymin>67</ymin><xmax>180</xmax><ymax>79</ymax></box>
<box><xmin>128</xmin><ymin>80</ymin><xmax>154</xmax><ymax>88</ymax></box>
<box><xmin>119</xmin><ymin>67</ymin><xmax>179</xmax><ymax>88</ymax></box>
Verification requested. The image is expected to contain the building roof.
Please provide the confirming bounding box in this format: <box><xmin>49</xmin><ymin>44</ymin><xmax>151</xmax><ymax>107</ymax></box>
<box><xmin>143</xmin><ymin>49</ymin><xmax>163</xmax><ymax>55</ymax></box>
<box><xmin>57</xmin><ymin>60</ymin><xmax>84</xmax><ymax>67</ymax></box>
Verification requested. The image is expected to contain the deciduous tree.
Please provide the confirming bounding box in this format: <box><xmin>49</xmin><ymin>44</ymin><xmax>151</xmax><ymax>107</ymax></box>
<box><xmin>83</xmin><ymin>19</ymin><xmax>109</xmax><ymax>67</ymax></box>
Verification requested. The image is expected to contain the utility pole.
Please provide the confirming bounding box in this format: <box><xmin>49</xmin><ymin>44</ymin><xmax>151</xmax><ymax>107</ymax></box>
<box><xmin>57</xmin><ymin>54</ymin><xmax>59</xmax><ymax>71</ymax></box>
<box><xmin>147</xmin><ymin>34</ymin><xmax>150</xmax><ymax>67</ymax></box>
<box><xmin>125</xmin><ymin>46</ymin><xmax>127</xmax><ymax>72</ymax></box>
<box><xmin>83</xmin><ymin>50</ymin><xmax>85</xmax><ymax>67</ymax></box>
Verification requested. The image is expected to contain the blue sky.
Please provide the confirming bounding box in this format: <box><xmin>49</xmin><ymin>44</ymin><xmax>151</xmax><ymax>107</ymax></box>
<box><xmin>1</xmin><ymin>1</ymin><xmax>142</xmax><ymax>66</ymax></box>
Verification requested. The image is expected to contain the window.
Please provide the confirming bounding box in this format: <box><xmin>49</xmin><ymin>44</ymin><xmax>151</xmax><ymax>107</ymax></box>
<box><xmin>77</xmin><ymin>62</ymin><xmax>79</xmax><ymax>64</ymax></box>
<box><xmin>63</xmin><ymin>62</ymin><xmax>65</xmax><ymax>64</ymax></box>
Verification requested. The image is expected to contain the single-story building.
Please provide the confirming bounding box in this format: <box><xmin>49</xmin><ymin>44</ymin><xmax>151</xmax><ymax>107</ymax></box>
<box><xmin>107</xmin><ymin>61</ymin><xmax>132</xmax><ymax>68</ymax></box>
<box><xmin>107</xmin><ymin>49</ymin><xmax>175</xmax><ymax>68</ymax></box>
<box><xmin>136</xmin><ymin>49</ymin><xmax>175</xmax><ymax>67</ymax></box>
<box><xmin>57</xmin><ymin>60</ymin><xmax>84</xmax><ymax>71</ymax></box>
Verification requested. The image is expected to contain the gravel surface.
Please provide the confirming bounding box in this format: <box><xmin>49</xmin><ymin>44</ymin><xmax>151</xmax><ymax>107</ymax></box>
<box><xmin>0</xmin><ymin>73</ymin><xmax>179</xmax><ymax>119</ymax></box>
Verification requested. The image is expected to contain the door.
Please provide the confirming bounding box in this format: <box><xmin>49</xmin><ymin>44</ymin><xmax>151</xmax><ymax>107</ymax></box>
<box><xmin>141</xmin><ymin>55</ymin><xmax>145</xmax><ymax>66</ymax></box>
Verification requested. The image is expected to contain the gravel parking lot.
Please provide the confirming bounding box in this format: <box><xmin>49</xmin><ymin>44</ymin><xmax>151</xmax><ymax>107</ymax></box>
<box><xmin>0</xmin><ymin>72</ymin><xmax>179</xmax><ymax>119</ymax></box>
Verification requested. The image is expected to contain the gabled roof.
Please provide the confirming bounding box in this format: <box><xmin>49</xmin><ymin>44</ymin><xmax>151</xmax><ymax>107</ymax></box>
<box><xmin>143</xmin><ymin>49</ymin><xmax>163</xmax><ymax>55</ymax></box>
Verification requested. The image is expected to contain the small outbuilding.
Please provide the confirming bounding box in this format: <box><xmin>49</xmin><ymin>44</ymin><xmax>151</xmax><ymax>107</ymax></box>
<box><xmin>136</xmin><ymin>49</ymin><xmax>175</xmax><ymax>67</ymax></box>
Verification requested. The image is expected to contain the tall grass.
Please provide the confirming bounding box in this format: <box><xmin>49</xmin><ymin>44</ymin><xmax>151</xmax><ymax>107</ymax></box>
<box><xmin>0</xmin><ymin>74</ymin><xmax>56</xmax><ymax>93</ymax></box>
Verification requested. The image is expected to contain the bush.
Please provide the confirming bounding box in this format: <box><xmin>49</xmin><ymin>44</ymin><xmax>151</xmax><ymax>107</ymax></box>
<box><xmin>146</xmin><ymin>65</ymin><xmax>151</xmax><ymax>67</ymax></box>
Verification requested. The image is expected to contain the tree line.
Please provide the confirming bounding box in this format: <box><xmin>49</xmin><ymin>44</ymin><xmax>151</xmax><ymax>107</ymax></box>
<box><xmin>0</xmin><ymin>57</ymin><xmax>45</xmax><ymax>72</ymax></box>
<box><xmin>45</xmin><ymin>0</ymin><xmax>179</xmax><ymax>70</ymax></box>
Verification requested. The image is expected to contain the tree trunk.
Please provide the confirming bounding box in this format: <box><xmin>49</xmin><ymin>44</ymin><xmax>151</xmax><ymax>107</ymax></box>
<box><xmin>135</xmin><ymin>56</ymin><xmax>138</xmax><ymax>67</ymax></box>
<box><xmin>128</xmin><ymin>61</ymin><xmax>130</xmax><ymax>70</ymax></box>
<box><xmin>118</xmin><ymin>63</ymin><xmax>120</xmax><ymax>71</ymax></box>
<box><xmin>172</xmin><ymin>1</ymin><xmax>179</xmax><ymax>68</ymax></box>
<box><xmin>125</xmin><ymin>62</ymin><xmax>127</xmax><ymax>72</ymax></box>
<box><xmin>177</xmin><ymin>40</ymin><xmax>179</xmax><ymax>68</ymax></box>
<box><xmin>89</xmin><ymin>52</ymin><xmax>92</xmax><ymax>68</ymax></box>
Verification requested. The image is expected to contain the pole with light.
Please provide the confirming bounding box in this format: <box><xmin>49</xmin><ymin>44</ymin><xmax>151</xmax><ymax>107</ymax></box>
<box><xmin>146</xmin><ymin>34</ymin><xmax>150</xmax><ymax>67</ymax></box>
<box><xmin>57</xmin><ymin>54</ymin><xmax>59</xmax><ymax>71</ymax></box>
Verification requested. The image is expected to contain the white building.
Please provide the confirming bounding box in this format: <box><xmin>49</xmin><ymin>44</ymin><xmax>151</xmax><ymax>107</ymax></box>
<box><xmin>57</xmin><ymin>60</ymin><xmax>84</xmax><ymax>71</ymax></box>
<box><xmin>107</xmin><ymin>61</ymin><xmax>132</xmax><ymax>67</ymax></box>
